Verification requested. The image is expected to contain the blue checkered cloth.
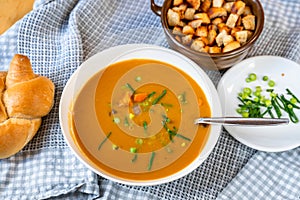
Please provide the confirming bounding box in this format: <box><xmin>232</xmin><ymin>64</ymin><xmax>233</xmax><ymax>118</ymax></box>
<box><xmin>0</xmin><ymin>0</ymin><xmax>299</xmax><ymax>199</ymax></box>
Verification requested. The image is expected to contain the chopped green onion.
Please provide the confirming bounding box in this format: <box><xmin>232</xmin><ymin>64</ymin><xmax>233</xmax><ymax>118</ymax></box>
<box><xmin>175</xmin><ymin>133</ymin><xmax>191</xmax><ymax>141</ymax></box>
<box><xmin>262</xmin><ymin>76</ymin><xmax>269</xmax><ymax>81</ymax></box>
<box><xmin>136</xmin><ymin>138</ymin><xmax>143</xmax><ymax>145</ymax></box>
<box><xmin>249</xmin><ymin>73</ymin><xmax>257</xmax><ymax>81</ymax></box>
<box><xmin>143</xmin><ymin>121</ymin><xmax>148</xmax><ymax>131</ymax></box>
<box><xmin>290</xmin><ymin>98</ymin><xmax>298</xmax><ymax>104</ymax></box>
<box><xmin>241</xmin><ymin>112</ymin><xmax>249</xmax><ymax>118</ymax></box>
<box><xmin>135</xmin><ymin>76</ymin><xmax>142</xmax><ymax>82</ymax></box>
<box><xmin>131</xmin><ymin>154</ymin><xmax>138</xmax><ymax>163</ymax></box>
<box><xmin>162</xmin><ymin>114</ymin><xmax>171</xmax><ymax>123</ymax></box>
<box><xmin>113</xmin><ymin>117</ymin><xmax>120</xmax><ymax>124</ymax></box>
<box><xmin>161</xmin><ymin>103</ymin><xmax>173</xmax><ymax>108</ymax></box>
<box><xmin>124</xmin><ymin>117</ymin><xmax>129</xmax><ymax>127</ymax></box>
<box><xmin>147</xmin><ymin>152</ymin><xmax>156</xmax><ymax>171</ymax></box>
<box><xmin>98</xmin><ymin>132</ymin><xmax>112</xmax><ymax>150</ymax></box>
<box><xmin>286</xmin><ymin>89</ymin><xmax>300</xmax><ymax>103</ymax></box>
<box><xmin>112</xmin><ymin>144</ymin><xmax>119</xmax><ymax>150</ymax></box>
<box><xmin>178</xmin><ymin>92</ymin><xmax>187</xmax><ymax>104</ymax></box>
<box><xmin>147</xmin><ymin>91</ymin><xmax>156</xmax><ymax>99</ymax></box>
<box><xmin>152</xmin><ymin>89</ymin><xmax>167</xmax><ymax>105</ymax></box>
<box><xmin>243</xmin><ymin>87</ymin><xmax>252</xmax><ymax>95</ymax></box>
<box><xmin>126</xmin><ymin>83</ymin><xmax>135</xmax><ymax>93</ymax></box>
<box><xmin>268</xmin><ymin>80</ymin><xmax>275</xmax><ymax>87</ymax></box>
<box><xmin>130</xmin><ymin>147</ymin><xmax>137</xmax><ymax>153</ymax></box>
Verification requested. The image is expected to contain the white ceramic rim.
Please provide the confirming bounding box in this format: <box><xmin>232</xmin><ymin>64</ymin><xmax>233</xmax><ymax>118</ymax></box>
<box><xmin>59</xmin><ymin>44</ymin><xmax>222</xmax><ymax>186</ymax></box>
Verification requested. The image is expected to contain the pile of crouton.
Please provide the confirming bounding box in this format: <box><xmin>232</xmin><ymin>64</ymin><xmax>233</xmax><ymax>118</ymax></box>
<box><xmin>167</xmin><ymin>0</ymin><xmax>256</xmax><ymax>53</ymax></box>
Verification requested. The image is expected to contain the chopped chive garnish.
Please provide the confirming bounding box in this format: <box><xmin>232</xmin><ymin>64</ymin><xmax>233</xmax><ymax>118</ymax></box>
<box><xmin>143</xmin><ymin>121</ymin><xmax>148</xmax><ymax>131</ymax></box>
<box><xmin>136</xmin><ymin>138</ymin><xmax>143</xmax><ymax>145</ymax></box>
<box><xmin>162</xmin><ymin>114</ymin><xmax>171</xmax><ymax>123</ymax></box>
<box><xmin>152</xmin><ymin>89</ymin><xmax>167</xmax><ymax>105</ymax></box>
<box><xmin>268</xmin><ymin>80</ymin><xmax>275</xmax><ymax>87</ymax></box>
<box><xmin>262</xmin><ymin>76</ymin><xmax>269</xmax><ymax>81</ymax></box>
<box><xmin>113</xmin><ymin>117</ymin><xmax>120</xmax><ymax>124</ymax></box>
<box><xmin>147</xmin><ymin>152</ymin><xmax>156</xmax><ymax>171</ymax></box>
<box><xmin>237</xmin><ymin>75</ymin><xmax>300</xmax><ymax>123</ymax></box>
<box><xmin>161</xmin><ymin>103</ymin><xmax>173</xmax><ymax>108</ymax></box>
<box><xmin>124</xmin><ymin>117</ymin><xmax>129</xmax><ymax>127</ymax></box>
<box><xmin>98</xmin><ymin>132</ymin><xmax>112</xmax><ymax>150</ymax></box>
<box><xmin>135</xmin><ymin>76</ymin><xmax>141</xmax><ymax>82</ymax></box>
<box><xmin>131</xmin><ymin>154</ymin><xmax>138</xmax><ymax>163</ymax></box>
<box><xmin>112</xmin><ymin>144</ymin><xmax>119</xmax><ymax>150</ymax></box>
<box><xmin>249</xmin><ymin>73</ymin><xmax>257</xmax><ymax>81</ymax></box>
<box><xmin>126</xmin><ymin>83</ymin><xmax>135</xmax><ymax>93</ymax></box>
<box><xmin>175</xmin><ymin>133</ymin><xmax>191</xmax><ymax>141</ymax></box>
<box><xmin>147</xmin><ymin>91</ymin><xmax>156</xmax><ymax>99</ymax></box>
<box><xmin>130</xmin><ymin>147</ymin><xmax>137</xmax><ymax>153</ymax></box>
<box><xmin>286</xmin><ymin>89</ymin><xmax>300</xmax><ymax>103</ymax></box>
<box><xmin>178</xmin><ymin>92</ymin><xmax>187</xmax><ymax>104</ymax></box>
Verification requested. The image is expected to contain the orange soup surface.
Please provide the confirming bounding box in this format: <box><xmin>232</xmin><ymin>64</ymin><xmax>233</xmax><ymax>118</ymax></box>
<box><xmin>70</xmin><ymin>59</ymin><xmax>211</xmax><ymax>181</ymax></box>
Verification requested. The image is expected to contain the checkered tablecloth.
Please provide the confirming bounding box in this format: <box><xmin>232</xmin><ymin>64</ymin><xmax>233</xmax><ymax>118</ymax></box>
<box><xmin>0</xmin><ymin>0</ymin><xmax>299</xmax><ymax>199</ymax></box>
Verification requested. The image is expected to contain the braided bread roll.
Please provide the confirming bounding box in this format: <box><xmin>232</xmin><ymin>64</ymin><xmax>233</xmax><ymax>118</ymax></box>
<box><xmin>0</xmin><ymin>54</ymin><xmax>55</xmax><ymax>159</ymax></box>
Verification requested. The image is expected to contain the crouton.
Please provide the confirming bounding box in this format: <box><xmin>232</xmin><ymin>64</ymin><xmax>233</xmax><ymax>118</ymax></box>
<box><xmin>167</xmin><ymin>0</ymin><xmax>257</xmax><ymax>54</ymax></box>
<box><xmin>212</xmin><ymin>17</ymin><xmax>224</xmax><ymax>26</ymax></box>
<box><xmin>194</xmin><ymin>13</ymin><xmax>211</xmax><ymax>24</ymax></box>
<box><xmin>236</xmin><ymin>16</ymin><xmax>242</xmax><ymax>26</ymax></box>
<box><xmin>208</xmin><ymin>24</ymin><xmax>218</xmax><ymax>31</ymax></box>
<box><xmin>222</xmin><ymin>34</ymin><xmax>234</xmax><ymax>46</ymax></box>
<box><xmin>223</xmin><ymin>41</ymin><xmax>241</xmax><ymax>52</ymax></box>
<box><xmin>246</xmin><ymin>30</ymin><xmax>253</xmax><ymax>39</ymax></box>
<box><xmin>173</xmin><ymin>4</ymin><xmax>188</xmax><ymax>19</ymax></box>
<box><xmin>175</xmin><ymin>35</ymin><xmax>182</xmax><ymax>42</ymax></box>
<box><xmin>223</xmin><ymin>2</ymin><xmax>233</xmax><ymax>12</ymax></box>
<box><xmin>231</xmin><ymin>0</ymin><xmax>245</xmax><ymax>15</ymax></box>
<box><xmin>172</xmin><ymin>26</ymin><xmax>183</xmax><ymax>35</ymax></box>
<box><xmin>181</xmin><ymin>34</ymin><xmax>193</xmax><ymax>45</ymax></box>
<box><xmin>234</xmin><ymin>30</ymin><xmax>248</xmax><ymax>44</ymax></box>
<box><xmin>188</xmin><ymin>19</ymin><xmax>203</xmax><ymax>29</ymax></box>
<box><xmin>201</xmin><ymin>0</ymin><xmax>211</xmax><ymax>12</ymax></box>
<box><xmin>217</xmin><ymin>23</ymin><xmax>230</xmax><ymax>33</ymax></box>
<box><xmin>173</xmin><ymin>0</ymin><xmax>183</xmax><ymax>6</ymax></box>
<box><xmin>190</xmin><ymin>38</ymin><xmax>205</xmax><ymax>52</ymax></box>
<box><xmin>213</xmin><ymin>0</ymin><xmax>224</xmax><ymax>8</ymax></box>
<box><xmin>186</xmin><ymin>0</ymin><xmax>201</xmax><ymax>10</ymax></box>
<box><xmin>182</xmin><ymin>25</ymin><xmax>195</xmax><ymax>35</ymax></box>
<box><xmin>231</xmin><ymin>26</ymin><xmax>244</xmax><ymax>36</ymax></box>
<box><xmin>201</xmin><ymin>36</ymin><xmax>209</xmax><ymax>45</ymax></box>
<box><xmin>207</xmin><ymin>29</ymin><xmax>217</xmax><ymax>45</ymax></box>
<box><xmin>167</xmin><ymin>9</ymin><xmax>181</xmax><ymax>26</ymax></box>
<box><xmin>209</xmin><ymin>46</ymin><xmax>222</xmax><ymax>53</ymax></box>
<box><xmin>207</xmin><ymin>7</ymin><xmax>227</xmax><ymax>19</ymax></box>
<box><xmin>185</xmin><ymin>8</ymin><xmax>196</xmax><ymax>20</ymax></box>
<box><xmin>242</xmin><ymin>14</ymin><xmax>255</xmax><ymax>30</ymax></box>
<box><xmin>243</xmin><ymin>6</ymin><xmax>252</xmax><ymax>15</ymax></box>
<box><xmin>226</xmin><ymin>13</ymin><xmax>239</xmax><ymax>28</ymax></box>
<box><xmin>195</xmin><ymin>26</ymin><xmax>208</xmax><ymax>37</ymax></box>
<box><xmin>215</xmin><ymin>29</ymin><xmax>228</xmax><ymax>46</ymax></box>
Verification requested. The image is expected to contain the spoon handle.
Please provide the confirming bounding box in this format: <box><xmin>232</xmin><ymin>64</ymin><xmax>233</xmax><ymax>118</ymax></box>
<box><xmin>194</xmin><ymin>117</ymin><xmax>289</xmax><ymax>126</ymax></box>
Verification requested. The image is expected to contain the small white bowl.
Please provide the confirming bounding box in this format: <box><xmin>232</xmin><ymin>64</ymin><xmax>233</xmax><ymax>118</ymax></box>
<box><xmin>218</xmin><ymin>56</ymin><xmax>300</xmax><ymax>152</ymax></box>
<box><xmin>59</xmin><ymin>44</ymin><xmax>222</xmax><ymax>185</ymax></box>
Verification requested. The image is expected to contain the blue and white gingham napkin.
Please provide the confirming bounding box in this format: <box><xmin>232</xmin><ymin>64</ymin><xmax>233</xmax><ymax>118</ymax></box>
<box><xmin>0</xmin><ymin>0</ymin><xmax>299</xmax><ymax>199</ymax></box>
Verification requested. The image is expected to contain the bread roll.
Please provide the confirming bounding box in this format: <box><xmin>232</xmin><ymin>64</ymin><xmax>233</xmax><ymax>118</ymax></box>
<box><xmin>0</xmin><ymin>118</ymin><xmax>41</xmax><ymax>159</ymax></box>
<box><xmin>0</xmin><ymin>54</ymin><xmax>55</xmax><ymax>159</ymax></box>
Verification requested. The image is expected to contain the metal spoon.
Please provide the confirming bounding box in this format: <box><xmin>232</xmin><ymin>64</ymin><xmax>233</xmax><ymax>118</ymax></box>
<box><xmin>194</xmin><ymin>117</ymin><xmax>289</xmax><ymax>126</ymax></box>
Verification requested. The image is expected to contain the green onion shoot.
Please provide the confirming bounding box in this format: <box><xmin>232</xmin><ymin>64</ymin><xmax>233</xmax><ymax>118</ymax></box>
<box><xmin>147</xmin><ymin>152</ymin><xmax>156</xmax><ymax>171</ymax></box>
<box><xmin>152</xmin><ymin>89</ymin><xmax>167</xmax><ymax>105</ymax></box>
<box><xmin>98</xmin><ymin>132</ymin><xmax>112</xmax><ymax>150</ymax></box>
